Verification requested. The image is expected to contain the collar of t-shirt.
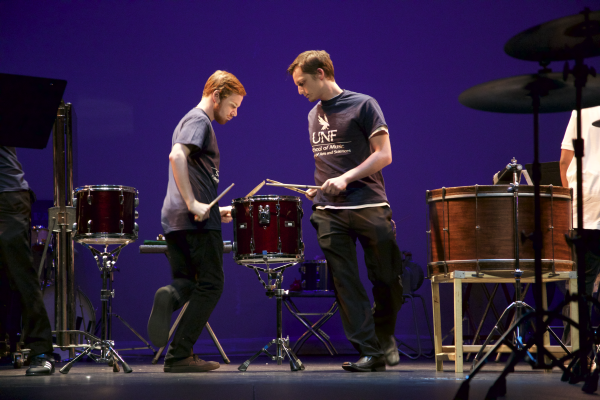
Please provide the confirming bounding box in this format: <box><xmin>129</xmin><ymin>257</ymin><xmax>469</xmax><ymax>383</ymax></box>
<box><xmin>320</xmin><ymin>90</ymin><xmax>344</xmax><ymax>106</ymax></box>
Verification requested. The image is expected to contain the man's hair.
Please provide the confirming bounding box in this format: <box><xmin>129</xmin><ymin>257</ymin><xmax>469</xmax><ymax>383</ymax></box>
<box><xmin>202</xmin><ymin>70</ymin><xmax>246</xmax><ymax>100</ymax></box>
<box><xmin>287</xmin><ymin>50</ymin><xmax>335</xmax><ymax>80</ymax></box>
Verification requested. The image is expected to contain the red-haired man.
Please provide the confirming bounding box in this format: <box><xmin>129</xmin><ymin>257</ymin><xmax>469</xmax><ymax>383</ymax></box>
<box><xmin>148</xmin><ymin>70</ymin><xmax>245</xmax><ymax>373</ymax></box>
<box><xmin>288</xmin><ymin>51</ymin><xmax>403</xmax><ymax>372</ymax></box>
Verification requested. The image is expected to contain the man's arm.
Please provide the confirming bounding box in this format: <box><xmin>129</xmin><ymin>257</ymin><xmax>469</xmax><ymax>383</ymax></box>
<box><xmin>559</xmin><ymin>149</ymin><xmax>574</xmax><ymax>188</ymax></box>
<box><xmin>169</xmin><ymin>143</ymin><xmax>210</xmax><ymax>221</ymax></box>
<box><xmin>321</xmin><ymin>131</ymin><xmax>392</xmax><ymax>196</ymax></box>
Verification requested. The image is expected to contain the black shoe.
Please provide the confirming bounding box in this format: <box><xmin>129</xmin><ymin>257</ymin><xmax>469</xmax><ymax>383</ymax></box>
<box><xmin>26</xmin><ymin>354</ymin><xmax>55</xmax><ymax>376</ymax></box>
<box><xmin>148</xmin><ymin>286</ymin><xmax>176</xmax><ymax>348</ymax></box>
<box><xmin>379</xmin><ymin>335</ymin><xmax>400</xmax><ymax>366</ymax></box>
<box><xmin>342</xmin><ymin>355</ymin><xmax>386</xmax><ymax>372</ymax></box>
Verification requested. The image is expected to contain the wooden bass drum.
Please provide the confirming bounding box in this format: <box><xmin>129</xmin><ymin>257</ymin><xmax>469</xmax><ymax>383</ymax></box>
<box><xmin>426</xmin><ymin>185</ymin><xmax>574</xmax><ymax>277</ymax></box>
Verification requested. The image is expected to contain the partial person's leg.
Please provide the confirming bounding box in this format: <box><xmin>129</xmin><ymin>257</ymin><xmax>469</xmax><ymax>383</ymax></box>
<box><xmin>310</xmin><ymin>210</ymin><xmax>382</xmax><ymax>358</ymax></box>
<box><xmin>0</xmin><ymin>191</ymin><xmax>54</xmax><ymax>376</ymax></box>
<box><xmin>147</xmin><ymin>230</ymin><xmax>195</xmax><ymax>348</ymax></box>
<box><xmin>353</xmin><ymin>207</ymin><xmax>403</xmax><ymax>364</ymax></box>
<box><xmin>165</xmin><ymin>230</ymin><xmax>224</xmax><ymax>365</ymax></box>
<box><xmin>0</xmin><ymin>191</ymin><xmax>53</xmax><ymax>358</ymax></box>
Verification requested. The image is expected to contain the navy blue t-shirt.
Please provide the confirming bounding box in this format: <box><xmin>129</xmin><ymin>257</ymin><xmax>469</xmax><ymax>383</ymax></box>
<box><xmin>161</xmin><ymin>108</ymin><xmax>221</xmax><ymax>233</ymax></box>
<box><xmin>308</xmin><ymin>90</ymin><xmax>389</xmax><ymax>208</ymax></box>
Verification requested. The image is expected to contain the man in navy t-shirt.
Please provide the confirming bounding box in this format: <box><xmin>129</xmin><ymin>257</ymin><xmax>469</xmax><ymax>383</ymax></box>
<box><xmin>147</xmin><ymin>70</ymin><xmax>245</xmax><ymax>373</ymax></box>
<box><xmin>288</xmin><ymin>50</ymin><xmax>403</xmax><ymax>372</ymax></box>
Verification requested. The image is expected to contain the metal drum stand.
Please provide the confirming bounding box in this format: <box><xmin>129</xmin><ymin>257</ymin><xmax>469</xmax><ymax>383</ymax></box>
<box><xmin>470</xmin><ymin>159</ymin><xmax>568</xmax><ymax>370</ymax></box>
<box><xmin>238</xmin><ymin>252</ymin><xmax>305</xmax><ymax>372</ymax></box>
<box><xmin>59</xmin><ymin>243</ymin><xmax>134</xmax><ymax>373</ymax></box>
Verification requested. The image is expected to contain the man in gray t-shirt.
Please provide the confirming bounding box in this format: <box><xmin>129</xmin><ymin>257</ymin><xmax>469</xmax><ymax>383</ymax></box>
<box><xmin>148</xmin><ymin>71</ymin><xmax>246</xmax><ymax>373</ymax></box>
<box><xmin>288</xmin><ymin>51</ymin><xmax>403</xmax><ymax>373</ymax></box>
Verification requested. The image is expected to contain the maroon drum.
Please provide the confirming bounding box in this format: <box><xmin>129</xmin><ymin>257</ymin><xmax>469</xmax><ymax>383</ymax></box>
<box><xmin>72</xmin><ymin>185</ymin><xmax>139</xmax><ymax>244</ymax></box>
<box><xmin>232</xmin><ymin>195</ymin><xmax>304</xmax><ymax>264</ymax></box>
<box><xmin>426</xmin><ymin>185</ymin><xmax>574</xmax><ymax>277</ymax></box>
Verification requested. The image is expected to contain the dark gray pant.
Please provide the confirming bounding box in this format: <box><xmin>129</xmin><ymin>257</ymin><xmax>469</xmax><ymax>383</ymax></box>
<box><xmin>0</xmin><ymin>191</ymin><xmax>53</xmax><ymax>357</ymax></box>
<box><xmin>164</xmin><ymin>229</ymin><xmax>224</xmax><ymax>361</ymax></box>
<box><xmin>310</xmin><ymin>206</ymin><xmax>403</xmax><ymax>357</ymax></box>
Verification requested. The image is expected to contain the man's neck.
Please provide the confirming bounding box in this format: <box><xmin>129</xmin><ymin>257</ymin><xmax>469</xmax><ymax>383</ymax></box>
<box><xmin>319</xmin><ymin>81</ymin><xmax>343</xmax><ymax>101</ymax></box>
<box><xmin>196</xmin><ymin>97</ymin><xmax>214</xmax><ymax>121</ymax></box>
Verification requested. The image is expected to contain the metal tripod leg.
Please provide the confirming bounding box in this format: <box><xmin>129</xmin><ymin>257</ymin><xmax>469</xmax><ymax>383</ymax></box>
<box><xmin>238</xmin><ymin>340</ymin><xmax>276</xmax><ymax>372</ymax></box>
<box><xmin>471</xmin><ymin>301</ymin><xmax>519</xmax><ymax>368</ymax></box>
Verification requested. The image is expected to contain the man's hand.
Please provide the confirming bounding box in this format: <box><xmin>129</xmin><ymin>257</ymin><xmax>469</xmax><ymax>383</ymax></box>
<box><xmin>219</xmin><ymin>206</ymin><xmax>233</xmax><ymax>223</ymax></box>
<box><xmin>191</xmin><ymin>200</ymin><xmax>211</xmax><ymax>222</ymax></box>
<box><xmin>321</xmin><ymin>176</ymin><xmax>348</xmax><ymax>196</ymax></box>
<box><xmin>305</xmin><ymin>188</ymin><xmax>317</xmax><ymax>201</ymax></box>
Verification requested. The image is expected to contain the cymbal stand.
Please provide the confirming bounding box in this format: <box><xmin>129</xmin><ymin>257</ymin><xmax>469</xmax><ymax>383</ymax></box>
<box><xmin>59</xmin><ymin>243</ymin><xmax>134</xmax><ymax>374</ymax></box>
<box><xmin>455</xmin><ymin>73</ymin><xmax>580</xmax><ymax>399</ymax></box>
<box><xmin>561</xmin><ymin>51</ymin><xmax>597</xmax><ymax>383</ymax></box>
<box><xmin>238</xmin><ymin>252</ymin><xmax>305</xmax><ymax>372</ymax></box>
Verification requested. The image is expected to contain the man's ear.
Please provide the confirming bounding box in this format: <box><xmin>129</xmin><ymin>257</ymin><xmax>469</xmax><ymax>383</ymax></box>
<box><xmin>213</xmin><ymin>90</ymin><xmax>220</xmax><ymax>104</ymax></box>
<box><xmin>316</xmin><ymin>68</ymin><xmax>325</xmax><ymax>81</ymax></box>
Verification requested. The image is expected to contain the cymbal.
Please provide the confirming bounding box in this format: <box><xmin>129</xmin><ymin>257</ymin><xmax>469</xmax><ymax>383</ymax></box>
<box><xmin>505</xmin><ymin>9</ymin><xmax>600</xmax><ymax>62</ymax></box>
<box><xmin>459</xmin><ymin>72</ymin><xmax>600</xmax><ymax>114</ymax></box>
<box><xmin>593</xmin><ymin>119</ymin><xmax>600</xmax><ymax>127</ymax></box>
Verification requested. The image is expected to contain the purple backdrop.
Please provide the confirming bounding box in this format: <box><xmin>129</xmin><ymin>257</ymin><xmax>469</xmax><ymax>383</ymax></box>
<box><xmin>1</xmin><ymin>1</ymin><xmax>598</xmax><ymax>355</ymax></box>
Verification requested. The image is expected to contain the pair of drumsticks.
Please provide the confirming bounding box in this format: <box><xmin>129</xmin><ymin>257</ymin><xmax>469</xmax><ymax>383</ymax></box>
<box><xmin>194</xmin><ymin>180</ymin><xmax>317</xmax><ymax>221</ymax></box>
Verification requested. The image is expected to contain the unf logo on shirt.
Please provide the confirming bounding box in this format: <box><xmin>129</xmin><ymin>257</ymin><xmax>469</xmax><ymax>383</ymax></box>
<box><xmin>211</xmin><ymin>167</ymin><xmax>220</xmax><ymax>184</ymax></box>
<box><xmin>312</xmin><ymin>114</ymin><xmax>338</xmax><ymax>144</ymax></box>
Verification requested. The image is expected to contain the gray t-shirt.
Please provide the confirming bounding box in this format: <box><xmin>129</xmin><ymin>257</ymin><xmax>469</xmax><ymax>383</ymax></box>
<box><xmin>161</xmin><ymin>108</ymin><xmax>221</xmax><ymax>233</ymax></box>
<box><xmin>0</xmin><ymin>147</ymin><xmax>29</xmax><ymax>193</ymax></box>
<box><xmin>308</xmin><ymin>90</ymin><xmax>388</xmax><ymax>208</ymax></box>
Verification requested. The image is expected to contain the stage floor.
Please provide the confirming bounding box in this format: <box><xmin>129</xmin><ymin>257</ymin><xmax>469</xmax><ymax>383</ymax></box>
<box><xmin>0</xmin><ymin>355</ymin><xmax>595</xmax><ymax>399</ymax></box>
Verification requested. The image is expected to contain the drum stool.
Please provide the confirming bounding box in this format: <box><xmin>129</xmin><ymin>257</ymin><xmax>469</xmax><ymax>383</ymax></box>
<box><xmin>283</xmin><ymin>291</ymin><xmax>339</xmax><ymax>356</ymax></box>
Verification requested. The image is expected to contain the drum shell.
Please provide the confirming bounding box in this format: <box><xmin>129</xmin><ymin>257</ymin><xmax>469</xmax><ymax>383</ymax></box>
<box><xmin>299</xmin><ymin>260</ymin><xmax>334</xmax><ymax>291</ymax></box>
<box><xmin>427</xmin><ymin>185</ymin><xmax>574</xmax><ymax>276</ymax></box>
<box><xmin>73</xmin><ymin>185</ymin><xmax>138</xmax><ymax>244</ymax></box>
<box><xmin>232</xmin><ymin>195</ymin><xmax>304</xmax><ymax>263</ymax></box>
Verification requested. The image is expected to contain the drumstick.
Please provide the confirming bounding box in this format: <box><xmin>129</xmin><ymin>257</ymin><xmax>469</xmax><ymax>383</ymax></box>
<box><xmin>194</xmin><ymin>183</ymin><xmax>235</xmax><ymax>221</ymax></box>
<box><xmin>266</xmin><ymin>179</ymin><xmax>308</xmax><ymax>195</ymax></box>
<box><xmin>245</xmin><ymin>180</ymin><xmax>265</xmax><ymax>197</ymax></box>
<box><xmin>266</xmin><ymin>183</ymin><xmax>321</xmax><ymax>190</ymax></box>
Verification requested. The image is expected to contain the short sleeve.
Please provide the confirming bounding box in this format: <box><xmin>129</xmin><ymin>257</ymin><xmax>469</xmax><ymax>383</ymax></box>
<box><xmin>175</xmin><ymin>118</ymin><xmax>210</xmax><ymax>152</ymax></box>
<box><xmin>561</xmin><ymin>110</ymin><xmax>576</xmax><ymax>151</ymax></box>
<box><xmin>360</xmin><ymin>97</ymin><xmax>388</xmax><ymax>139</ymax></box>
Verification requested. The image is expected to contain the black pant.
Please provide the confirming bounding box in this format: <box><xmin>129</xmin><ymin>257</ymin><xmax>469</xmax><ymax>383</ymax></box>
<box><xmin>310</xmin><ymin>206</ymin><xmax>403</xmax><ymax>357</ymax></box>
<box><xmin>164</xmin><ymin>229</ymin><xmax>224</xmax><ymax>361</ymax></box>
<box><xmin>0</xmin><ymin>191</ymin><xmax>53</xmax><ymax>357</ymax></box>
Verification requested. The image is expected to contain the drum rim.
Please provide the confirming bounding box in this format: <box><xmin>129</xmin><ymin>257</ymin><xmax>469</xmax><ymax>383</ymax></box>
<box><xmin>232</xmin><ymin>195</ymin><xmax>300</xmax><ymax>202</ymax></box>
<box><xmin>234</xmin><ymin>252</ymin><xmax>304</xmax><ymax>264</ymax></box>
<box><xmin>427</xmin><ymin>192</ymin><xmax>571</xmax><ymax>201</ymax></box>
<box><xmin>426</xmin><ymin>185</ymin><xmax>571</xmax><ymax>202</ymax></box>
<box><xmin>74</xmin><ymin>232</ymin><xmax>138</xmax><ymax>244</ymax></box>
<box><xmin>74</xmin><ymin>185</ymin><xmax>138</xmax><ymax>193</ymax></box>
<box><xmin>427</xmin><ymin>259</ymin><xmax>575</xmax><ymax>266</ymax></box>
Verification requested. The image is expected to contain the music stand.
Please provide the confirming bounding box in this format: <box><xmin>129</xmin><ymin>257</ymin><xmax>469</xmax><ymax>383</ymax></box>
<box><xmin>0</xmin><ymin>73</ymin><xmax>67</xmax><ymax>149</ymax></box>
